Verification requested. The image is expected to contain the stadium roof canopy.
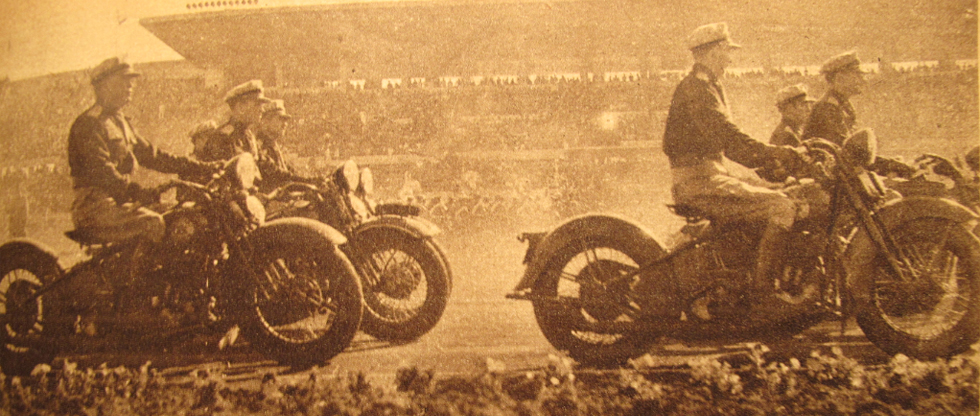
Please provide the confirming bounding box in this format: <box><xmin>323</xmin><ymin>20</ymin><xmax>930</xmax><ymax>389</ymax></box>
<box><xmin>140</xmin><ymin>0</ymin><xmax>977</xmax><ymax>86</ymax></box>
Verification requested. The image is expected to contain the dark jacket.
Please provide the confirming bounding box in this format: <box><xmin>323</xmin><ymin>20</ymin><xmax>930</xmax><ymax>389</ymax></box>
<box><xmin>68</xmin><ymin>104</ymin><xmax>204</xmax><ymax>204</ymax></box>
<box><xmin>663</xmin><ymin>64</ymin><xmax>788</xmax><ymax>169</ymax></box>
<box><xmin>803</xmin><ymin>91</ymin><xmax>855</xmax><ymax>145</ymax></box>
<box><xmin>803</xmin><ymin>91</ymin><xmax>914</xmax><ymax>177</ymax></box>
<box><xmin>195</xmin><ymin>119</ymin><xmax>258</xmax><ymax>162</ymax></box>
<box><xmin>769</xmin><ymin>119</ymin><xmax>804</xmax><ymax>147</ymax></box>
<box><xmin>255</xmin><ymin>133</ymin><xmax>311</xmax><ymax>192</ymax></box>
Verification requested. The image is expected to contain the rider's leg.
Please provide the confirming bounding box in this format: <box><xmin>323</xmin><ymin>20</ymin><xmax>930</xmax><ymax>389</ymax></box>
<box><xmin>71</xmin><ymin>189</ymin><xmax>168</xmax><ymax>333</ymax></box>
<box><xmin>71</xmin><ymin>188</ymin><xmax>166</xmax><ymax>243</ymax></box>
<box><xmin>674</xmin><ymin>175</ymin><xmax>800</xmax><ymax>305</ymax></box>
<box><xmin>752</xmin><ymin>219</ymin><xmax>794</xmax><ymax>298</ymax></box>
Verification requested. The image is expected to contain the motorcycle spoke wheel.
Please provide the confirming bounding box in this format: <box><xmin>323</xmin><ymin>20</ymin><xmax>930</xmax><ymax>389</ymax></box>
<box><xmin>0</xmin><ymin>270</ymin><xmax>44</xmax><ymax>349</ymax></box>
<box><xmin>253</xmin><ymin>255</ymin><xmax>337</xmax><ymax>344</ymax></box>
<box><xmin>353</xmin><ymin>228</ymin><xmax>451</xmax><ymax>342</ymax></box>
<box><xmin>533</xmin><ymin>235</ymin><xmax>654</xmax><ymax>366</ymax></box>
<box><xmin>872</xmin><ymin>220</ymin><xmax>972</xmax><ymax>340</ymax></box>
<box><xmin>0</xmin><ymin>245</ymin><xmax>66</xmax><ymax>376</ymax></box>
<box><xmin>362</xmin><ymin>248</ymin><xmax>427</xmax><ymax>320</ymax></box>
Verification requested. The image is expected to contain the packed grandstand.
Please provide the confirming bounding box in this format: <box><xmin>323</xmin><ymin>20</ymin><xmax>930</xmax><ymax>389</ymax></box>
<box><xmin>0</xmin><ymin>0</ymin><xmax>976</xmax><ymax>238</ymax></box>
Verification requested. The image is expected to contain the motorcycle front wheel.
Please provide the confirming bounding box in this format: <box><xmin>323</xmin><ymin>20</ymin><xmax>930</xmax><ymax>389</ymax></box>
<box><xmin>235</xmin><ymin>221</ymin><xmax>364</xmax><ymax>367</ymax></box>
<box><xmin>532</xmin><ymin>235</ymin><xmax>655</xmax><ymax>367</ymax></box>
<box><xmin>855</xmin><ymin>217</ymin><xmax>980</xmax><ymax>360</ymax></box>
<box><xmin>352</xmin><ymin>227</ymin><xmax>452</xmax><ymax>342</ymax></box>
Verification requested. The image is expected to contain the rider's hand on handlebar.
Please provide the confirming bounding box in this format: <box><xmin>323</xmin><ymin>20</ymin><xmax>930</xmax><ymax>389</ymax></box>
<box><xmin>915</xmin><ymin>153</ymin><xmax>962</xmax><ymax>180</ymax></box>
<box><xmin>130</xmin><ymin>184</ymin><xmax>161</xmax><ymax>206</ymax></box>
<box><xmin>202</xmin><ymin>161</ymin><xmax>224</xmax><ymax>179</ymax></box>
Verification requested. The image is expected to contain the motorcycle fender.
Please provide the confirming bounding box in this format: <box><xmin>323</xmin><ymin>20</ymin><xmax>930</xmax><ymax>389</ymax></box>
<box><xmin>254</xmin><ymin>217</ymin><xmax>348</xmax><ymax>247</ymax></box>
<box><xmin>355</xmin><ymin>215</ymin><xmax>442</xmax><ymax>239</ymax></box>
<box><xmin>0</xmin><ymin>239</ymin><xmax>66</xmax><ymax>273</ymax></box>
<box><xmin>512</xmin><ymin>214</ymin><xmax>666</xmax><ymax>293</ymax></box>
<box><xmin>845</xmin><ymin>196</ymin><xmax>978</xmax><ymax>301</ymax></box>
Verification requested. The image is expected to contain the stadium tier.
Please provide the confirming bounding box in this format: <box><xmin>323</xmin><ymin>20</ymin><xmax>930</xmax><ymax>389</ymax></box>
<box><xmin>139</xmin><ymin>0</ymin><xmax>977</xmax><ymax>86</ymax></box>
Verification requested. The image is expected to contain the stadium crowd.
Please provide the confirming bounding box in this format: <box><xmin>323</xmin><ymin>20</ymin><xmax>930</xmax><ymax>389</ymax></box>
<box><xmin>0</xmin><ymin>63</ymin><xmax>976</xmax><ymax>238</ymax></box>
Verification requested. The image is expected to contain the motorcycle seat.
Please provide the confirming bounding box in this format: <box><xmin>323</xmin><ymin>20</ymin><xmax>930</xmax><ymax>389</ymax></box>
<box><xmin>64</xmin><ymin>228</ymin><xmax>116</xmax><ymax>246</ymax></box>
<box><xmin>667</xmin><ymin>204</ymin><xmax>714</xmax><ymax>223</ymax></box>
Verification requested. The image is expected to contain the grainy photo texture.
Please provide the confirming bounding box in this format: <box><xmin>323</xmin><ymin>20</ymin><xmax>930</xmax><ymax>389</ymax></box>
<box><xmin>0</xmin><ymin>1</ymin><xmax>978</xmax><ymax>414</ymax></box>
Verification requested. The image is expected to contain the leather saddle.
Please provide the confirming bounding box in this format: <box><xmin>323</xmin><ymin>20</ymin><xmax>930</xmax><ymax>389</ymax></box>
<box><xmin>64</xmin><ymin>228</ymin><xmax>118</xmax><ymax>246</ymax></box>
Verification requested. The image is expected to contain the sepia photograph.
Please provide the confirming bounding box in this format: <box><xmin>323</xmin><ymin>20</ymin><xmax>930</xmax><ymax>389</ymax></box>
<box><xmin>0</xmin><ymin>0</ymin><xmax>978</xmax><ymax>414</ymax></box>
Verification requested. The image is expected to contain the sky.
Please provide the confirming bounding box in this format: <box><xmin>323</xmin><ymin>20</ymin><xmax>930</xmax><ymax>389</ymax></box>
<box><xmin>1</xmin><ymin>0</ymin><xmax>975</xmax><ymax>81</ymax></box>
<box><xmin>0</xmin><ymin>0</ymin><xmax>192</xmax><ymax>80</ymax></box>
<box><xmin>0</xmin><ymin>0</ymin><xmax>420</xmax><ymax>80</ymax></box>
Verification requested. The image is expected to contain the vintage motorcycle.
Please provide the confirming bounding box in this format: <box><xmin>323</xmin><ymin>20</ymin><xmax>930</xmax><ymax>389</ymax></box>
<box><xmin>0</xmin><ymin>154</ymin><xmax>364</xmax><ymax>375</ymax></box>
<box><xmin>888</xmin><ymin>152</ymin><xmax>979</xmax><ymax>218</ymax></box>
<box><xmin>508</xmin><ymin>134</ymin><xmax>980</xmax><ymax>366</ymax></box>
<box><xmin>264</xmin><ymin>160</ymin><xmax>452</xmax><ymax>342</ymax></box>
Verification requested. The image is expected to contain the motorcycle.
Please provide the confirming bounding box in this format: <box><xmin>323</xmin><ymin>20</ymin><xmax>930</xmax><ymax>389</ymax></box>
<box><xmin>888</xmin><ymin>152</ymin><xmax>979</xmax><ymax>218</ymax></box>
<box><xmin>0</xmin><ymin>154</ymin><xmax>364</xmax><ymax>375</ymax></box>
<box><xmin>264</xmin><ymin>160</ymin><xmax>452</xmax><ymax>342</ymax></box>
<box><xmin>508</xmin><ymin>134</ymin><xmax>980</xmax><ymax>366</ymax></box>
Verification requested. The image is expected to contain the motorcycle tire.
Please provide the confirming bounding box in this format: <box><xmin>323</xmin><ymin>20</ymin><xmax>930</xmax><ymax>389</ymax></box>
<box><xmin>0</xmin><ymin>242</ymin><xmax>69</xmax><ymax>376</ymax></box>
<box><xmin>532</xmin><ymin>234</ymin><xmax>656</xmax><ymax>367</ymax></box>
<box><xmin>855</xmin><ymin>217</ymin><xmax>980</xmax><ymax>360</ymax></box>
<box><xmin>352</xmin><ymin>227</ymin><xmax>452</xmax><ymax>342</ymax></box>
<box><xmin>234</xmin><ymin>221</ymin><xmax>364</xmax><ymax>367</ymax></box>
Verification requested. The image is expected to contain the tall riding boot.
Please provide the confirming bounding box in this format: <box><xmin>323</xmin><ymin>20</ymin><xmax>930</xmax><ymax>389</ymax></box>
<box><xmin>748</xmin><ymin>223</ymin><xmax>821</xmax><ymax>324</ymax></box>
<box><xmin>751</xmin><ymin>223</ymin><xmax>793</xmax><ymax>301</ymax></box>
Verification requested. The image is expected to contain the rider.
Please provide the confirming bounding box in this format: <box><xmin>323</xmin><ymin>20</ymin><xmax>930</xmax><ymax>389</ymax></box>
<box><xmin>659</xmin><ymin>23</ymin><xmax>809</xmax><ymax>317</ymax></box>
<box><xmin>68</xmin><ymin>57</ymin><xmax>217</xmax><ymax>244</ymax></box>
<box><xmin>195</xmin><ymin>80</ymin><xmax>270</xmax><ymax>162</ymax></box>
<box><xmin>769</xmin><ymin>84</ymin><xmax>815</xmax><ymax>147</ymax></box>
<box><xmin>254</xmin><ymin>99</ymin><xmax>318</xmax><ymax>193</ymax></box>
<box><xmin>67</xmin><ymin>57</ymin><xmax>220</xmax><ymax>335</ymax></box>
<box><xmin>803</xmin><ymin>51</ymin><xmax>915</xmax><ymax>178</ymax></box>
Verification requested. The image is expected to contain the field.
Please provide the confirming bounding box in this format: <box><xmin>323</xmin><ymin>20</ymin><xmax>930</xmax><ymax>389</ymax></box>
<box><xmin>4</xmin><ymin>343</ymin><xmax>979</xmax><ymax>415</ymax></box>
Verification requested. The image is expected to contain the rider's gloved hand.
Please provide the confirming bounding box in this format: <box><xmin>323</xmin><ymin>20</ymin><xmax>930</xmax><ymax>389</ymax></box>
<box><xmin>129</xmin><ymin>183</ymin><xmax>160</xmax><ymax>205</ymax></box>
<box><xmin>771</xmin><ymin>145</ymin><xmax>811</xmax><ymax>178</ymax></box>
<box><xmin>200</xmin><ymin>161</ymin><xmax>224</xmax><ymax>179</ymax></box>
<box><xmin>873</xmin><ymin>157</ymin><xmax>917</xmax><ymax>179</ymax></box>
<box><xmin>916</xmin><ymin>153</ymin><xmax>962</xmax><ymax>180</ymax></box>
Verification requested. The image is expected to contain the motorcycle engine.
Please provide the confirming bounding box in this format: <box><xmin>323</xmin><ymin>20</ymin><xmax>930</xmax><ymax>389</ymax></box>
<box><xmin>670</xmin><ymin>227</ymin><xmax>758</xmax><ymax>299</ymax></box>
<box><xmin>165</xmin><ymin>211</ymin><xmax>208</xmax><ymax>249</ymax></box>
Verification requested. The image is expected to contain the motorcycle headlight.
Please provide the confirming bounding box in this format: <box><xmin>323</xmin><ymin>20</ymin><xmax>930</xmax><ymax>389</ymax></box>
<box><xmin>358</xmin><ymin>167</ymin><xmax>375</xmax><ymax>196</ymax></box>
<box><xmin>166</xmin><ymin>212</ymin><xmax>207</xmax><ymax>246</ymax></box>
<box><xmin>334</xmin><ymin>160</ymin><xmax>360</xmax><ymax>192</ymax></box>
<box><xmin>245</xmin><ymin>194</ymin><xmax>266</xmax><ymax>226</ymax></box>
<box><xmin>842</xmin><ymin>128</ymin><xmax>877</xmax><ymax>168</ymax></box>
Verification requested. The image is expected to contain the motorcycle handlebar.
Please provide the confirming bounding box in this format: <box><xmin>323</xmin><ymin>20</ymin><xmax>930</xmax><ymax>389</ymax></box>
<box><xmin>264</xmin><ymin>182</ymin><xmax>322</xmax><ymax>202</ymax></box>
<box><xmin>160</xmin><ymin>179</ymin><xmax>212</xmax><ymax>203</ymax></box>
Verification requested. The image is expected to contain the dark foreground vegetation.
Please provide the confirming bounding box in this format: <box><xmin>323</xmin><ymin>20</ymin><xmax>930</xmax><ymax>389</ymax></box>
<box><xmin>3</xmin><ymin>344</ymin><xmax>977</xmax><ymax>416</ymax></box>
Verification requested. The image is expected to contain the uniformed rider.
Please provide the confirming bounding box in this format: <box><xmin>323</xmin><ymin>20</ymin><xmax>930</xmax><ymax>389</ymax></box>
<box><xmin>659</xmin><ymin>23</ymin><xmax>809</xmax><ymax>315</ymax></box>
<box><xmin>803</xmin><ymin>51</ymin><xmax>915</xmax><ymax>177</ymax></box>
<box><xmin>195</xmin><ymin>80</ymin><xmax>270</xmax><ymax>162</ymax></box>
<box><xmin>255</xmin><ymin>99</ymin><xmax>317</xmax><ymax>193</ymax></box>
<box><xmin>68</xmin><ymin>57</ymin><xmax>217</xmax><ymax>244</ymax></box>
<box><xmin>769</xmin><ymin>84</ymin><xmax>815</xmax><ymax>147</ymax></box>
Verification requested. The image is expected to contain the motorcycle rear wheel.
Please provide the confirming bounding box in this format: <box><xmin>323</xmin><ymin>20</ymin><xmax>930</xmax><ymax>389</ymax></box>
<box><xmin>856</xmin><ymin>217</ymin><xmax>980</xmax><ymax>360</ymax></box>
<box><xmin>0</xmin><ymin>243</ymin><xmax>68</xmax><ymax>376</ymax></box>
<box><xmin>353</xmin><ymin>228</ymin><xmax>452</xmax><ymax>342</ymax></box>
<box><xmin>236</xmin><ymin>223</ymin><xmax>364</xmax><ymax>367</ymax></box>
<box><xmin>532</xmin><ymin>235</ymin><xmax>655</xmax><ymax>367</ymax></box>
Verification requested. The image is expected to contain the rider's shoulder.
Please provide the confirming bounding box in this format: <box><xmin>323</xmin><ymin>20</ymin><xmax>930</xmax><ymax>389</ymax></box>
<box><xmin>82</xmin><ymin>104</ymin><xmax>105</xmax><ymax>119</ymax></box>
<box><xmin>216</xmin><ymin>122</ymin><xmax>235</xmax><ymax>136</ymax></box>
<box><xmin>816</xmin><ymin>93</ymin><xmax>842</xmax><ymax>107</ymax></box>
<box><xmin>677</xmin><ymin>70</ymin><xmax>713</xmax><ymax>96</ymax></box>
